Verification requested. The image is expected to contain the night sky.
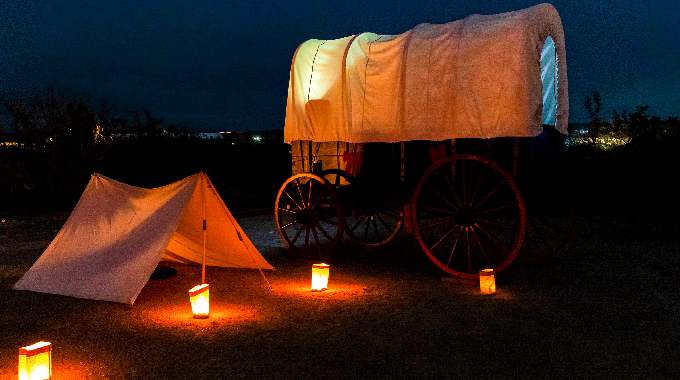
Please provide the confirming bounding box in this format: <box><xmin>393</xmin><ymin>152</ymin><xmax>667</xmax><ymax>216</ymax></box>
<box><xmin>2</xmin><ymin>0</ymin><xmax>678</xmax><ymax>132</ymax></box>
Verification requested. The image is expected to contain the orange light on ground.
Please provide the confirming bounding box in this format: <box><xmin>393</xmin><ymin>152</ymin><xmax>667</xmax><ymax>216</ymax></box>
<box><xmin>311</xmin><ymin>263</ymin><xmax>329</xmax><ymax>291</ymax></box>
<box><xmin>274</xmin><ymin>280</ymin><xmax>365</xmax><ymax>300</ymax></box>
<box><xmin>189</xmin><ymin>284</ymin><xmax>209</xmax><ymax>318</ymax></box>
<box><xmin>18</xmin><ymin>341</ymin><xmax>51</xmax><ymax>380</ymax></box>
<box><xmin>479</xmin><ymin>269</ymin><xmax>496</xmax><ymax>295</ymax></box>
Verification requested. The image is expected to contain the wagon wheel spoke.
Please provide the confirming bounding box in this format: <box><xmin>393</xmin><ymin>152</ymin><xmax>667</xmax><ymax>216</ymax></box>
<box><xmin>470</xmin><ymin>165</ymin><xmax>486</xmax><ymax>206</ymax></box>
<box><xmin>345</xmin><ymin>210</ymin><xmax>404</xmax><ymax>247</ymax></box>
<box><xmin>309</xmin><ymin>187</ymin><xmax>327</xmax><ymax>210</ymax></box>
<box><xmin>349</xmin><ymin>215</ymin><xmax>367</xmax><ymax>233</ymax></box>
<box><xmin>476</xmin><ymin>216</ymin><xmax>521</xmax><ymax>232</ymax></box>
<box><xmin>528</xmin><ymin>212</ymin><xmax>573</xmax><ymax>249</ymax></box>
<box><xmin>311</xmin><ymin>222</ymin><xmax>321</xmax><ymax>247</ymax></box>
<box><xmin>428</xmin><ymin>222</ymin><xmax>461</xmax><ymax>252</ymax></box>
<box><xmin>289</xmin><ymin>223</ymin><xmax>304</xmax><ymax>245</ymax></box>
<box><xmin>288</xmin><ymin>223</ymin><xmax>305</xmax><ymax>245</ymax></box>
<box><xmin>465</xmin><ymin>227</ymin><xmax>471</xmax><ymax>273</ymax></box>
<box><xmin>519</xmin><ymin>214</ymin><xmax>564</xmax><ymax>262</ymax></box>
<box><xmin>318</xmin><ymin>217</ymin><xmax>340</xmax><ymax>226</ymax></box>
<box><xmin>313</xmin><ymin>220</ymin><xmax>334</xmax><ymax>242</ymax></box>
<box><xmin>473</xmin><ymin>223</ymin><xmax>514</xmax><ymax>257</ymax></box>
<box><xmin>332</xmin><ymin>173</ymin><xmax>342</xmax><ymax>187</ymax></box>
<box><xmin>478</xmin><ymin>202</ymin><xmax>520</xmax><ymax>215</ymax></box>
<box><xmin>283</xmin><ymin>189</ymin><xmax>304</xmax><ymax>211</ymax></box>
<box><xmin>470</xmin><ymin>226</ymin><xmax>494</xmax><ymax>268</ymax></box>
<box><xmin>413</xmin><ymin>155</ymin><xmax>525</xmax><ymax>278</ymax></box>
<box><xmin>320</xmin><ymin>168</ymin><xmax>402</xmax><ymax>248</ymax></box>
<box><xmin>372</xmin><ymin>217</ymin><xmax>380</xmax><ymax>238</ymax></box>
<box><xmin>375</xmin><ymin>213</ymin><xmax>392</xmax><ymax>232</ymax></box>
<box><xmin>281</xmin><ymin>221</ymin><xmax>297</xmax><ymax>230</ymax></box>
<box><xmin>275</xmin><ymin>173</ymin><xmax>344</xmax><ymax>252</ymax></box>
<box><xmin>278</xmin><ymin>206</ymin><xmax>301</xmax><ymax>214</ymax></box>
<box><xmin>446</xmin><ymin>226</ymin><xmax>464</xmax><ymax>268</ymax></box>
<box><xmin>475</xmin><ymin>221</ymin><xmax>509</xmax><ymax>246</ymax></box>
<box><xmin>415</xmin><ymin>203</ymin><xmax>456</xmax><ymax>215</ymax></box>
<box><xmin>518</xmin><ymin>189</ymin><xmax>578</xmax><ymax>262</ymax></box>
<box><xmin>363</xmin><ymin>216</ymin><xmax>371</xmax><ymax>241</ymax></box>
<box><xmin>304</xmin><ymin>224</ymin><xmax>311</xmax><ymax>250</ymax></box>
<box><xmin>424</xmin><ymin>181</ymin><xmax>461</xmax><ymax>211</ymax></box>
<box><xmin>528</xmin><ymin>216</ymin><xmax>554</xmax><ymax>249</ymax></box>
<box><xmin>474</xmin><ymin>179</ymin><xmax>507</xmax><ymax>209</ymax></box>
<box><xmin>419</xmin><ymin>215</ymin><xmax>457</xmax><ymax>229</ymax></box>
<box><xmin>436</xmin><ymin>166</ymin><xmax>464</xmax><ymax>208</ymax></box>
<box><xmin>295</xmin><ymin>179</ymin><xmax>307</xmax><ymax>209</ymax></box>
<box><xmin>383</xmin><ymin>210</ymin><xmax>403</xmax><ymax>219</ymax></box>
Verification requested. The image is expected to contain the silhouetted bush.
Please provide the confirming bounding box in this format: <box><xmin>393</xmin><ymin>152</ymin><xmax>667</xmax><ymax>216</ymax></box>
<box><xmin>94</xmin><ymin>136</ymin><xmax>291</xmax><ymax>212</ymax></box>
<box><xmin>1</xmin><ymin>90</ymin><xmax>290</xmax><ymax>212</ymax></box>
<box><xmin>566</xmin><ymin>105</ymin><xmax>680</xmax><ymax>219</ymax></box>
<box><xmin>3</xmin><ymin>89</ymin><xmax>679</xmax><ymax>220</ymax></box>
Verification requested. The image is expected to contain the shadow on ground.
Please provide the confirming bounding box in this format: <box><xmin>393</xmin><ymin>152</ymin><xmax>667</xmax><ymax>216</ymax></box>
<box><xmin>0</xmin><ymin>212</ymin><xmax>679</xmax><ymax>379</ymax></box>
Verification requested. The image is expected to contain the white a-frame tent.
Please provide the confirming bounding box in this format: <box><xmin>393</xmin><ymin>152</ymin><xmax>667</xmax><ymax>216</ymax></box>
<box><xmin>13</xmin><ymin>172</ymin><xmax>273</xmax><ymax>305</ymax></box>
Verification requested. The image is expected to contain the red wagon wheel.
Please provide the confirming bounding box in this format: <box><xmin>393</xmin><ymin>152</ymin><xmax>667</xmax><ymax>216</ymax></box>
<box><xmin>411</xmin><ymin>154</ymin><xmax>526</xmax><ymax>278</ymax></box>
<box><xmin>518</xmin><ymin>185</ymin><xmax>579</xmax><ymax>261</ymax></box>
<box><xmin>275</xmin><ymin>173</ymin><xmax>343</xmax><ymax>252</ymax></box>
<box><xmin>322</xmin><ymin>169</ymin><xmax>404</xmax><ymax>248</ymax></box>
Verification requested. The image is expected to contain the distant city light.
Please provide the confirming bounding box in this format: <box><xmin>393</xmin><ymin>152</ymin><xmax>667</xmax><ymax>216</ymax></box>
<box><xmin>565</xmin><ymin>133</ymin><xmax>631</xmax><ymax>150</ymax></box>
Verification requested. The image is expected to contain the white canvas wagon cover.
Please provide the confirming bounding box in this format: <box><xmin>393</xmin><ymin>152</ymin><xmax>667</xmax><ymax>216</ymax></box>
<box><xmin>284</xmin><ymin>3</ymin><xmax>568</xmax><ymax>144</ymax></box>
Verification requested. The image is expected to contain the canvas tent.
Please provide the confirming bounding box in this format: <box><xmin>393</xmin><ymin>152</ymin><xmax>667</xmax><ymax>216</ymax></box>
<box><xmin>284</xmin><ymin>3</ymin><xmax>568</xmax><ymax>144</ymax></box>
<box><xmin>13</xmin><ymin>172</ymin><xmax>273</xmax><ymax>305</ymax></box>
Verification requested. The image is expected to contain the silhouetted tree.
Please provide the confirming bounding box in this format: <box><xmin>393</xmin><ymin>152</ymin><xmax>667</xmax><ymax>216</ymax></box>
<box><xmin>584</xmin><ymin>91</ymin><xmax>604</xmax><ymax>133</ymax></box>
<box><xmin>2</xmin><ymin>89</ymin><xmax>113</xmax><ymax>204</ymax></box>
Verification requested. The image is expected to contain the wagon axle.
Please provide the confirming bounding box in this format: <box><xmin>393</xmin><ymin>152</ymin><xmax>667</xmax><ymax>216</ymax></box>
<box><xmin>454</xmin><ymin>205</ymin><xmax>479</xmax><ymax>227</ymax></box>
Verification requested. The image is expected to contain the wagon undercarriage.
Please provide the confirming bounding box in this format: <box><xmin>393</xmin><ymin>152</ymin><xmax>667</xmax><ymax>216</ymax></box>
<box><xmin>275</xmin><ymin>136</ymin><xmax>577</xmax><ymax>278</ymax></box>
<box><xmin>277</xmin><ymin>3</ymin><xmax>571</xmax><ymax>278</ymax></box>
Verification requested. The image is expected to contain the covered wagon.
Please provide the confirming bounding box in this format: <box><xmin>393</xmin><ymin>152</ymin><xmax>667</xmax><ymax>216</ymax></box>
<box><xmin>276</xmin><ymin>3</ymin><xmax>573</xmax><ymax>278</ymax></box>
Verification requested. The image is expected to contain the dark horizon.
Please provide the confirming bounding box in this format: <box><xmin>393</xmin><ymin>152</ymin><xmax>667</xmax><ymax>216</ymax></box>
<box><xmin>2</xmin><ymin>1</ymin><xmax>679</xmax><ymax>132</ymax></box>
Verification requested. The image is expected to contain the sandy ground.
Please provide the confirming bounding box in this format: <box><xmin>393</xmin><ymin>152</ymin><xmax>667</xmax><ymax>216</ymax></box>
<box><xmin>1</xmin><ymin>211</ymin><xmax>679</xmax><ymax>379</ymax></box>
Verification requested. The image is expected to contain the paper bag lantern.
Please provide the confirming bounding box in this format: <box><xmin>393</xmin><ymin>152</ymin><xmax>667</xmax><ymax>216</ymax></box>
<box><xmin>18</xmin><ymin>341</ymin><xmax>51</xmax><ymax>380</ymax></box>
<box><xmin>311</xmin><ymin>263</ymin><xmax>330</xmax><ymax>291</ymax></box>
<box><xmin>189</xmin><ymin>284</ymin><xmax>210</xmax><ymax>318</ymax></box>
<box><xmin>479</xmin><ymin>269</ymin><xmax>496</xmax><ymax>295</ymax></box>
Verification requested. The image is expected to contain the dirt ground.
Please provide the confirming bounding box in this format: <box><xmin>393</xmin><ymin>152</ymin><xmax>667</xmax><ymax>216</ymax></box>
<box><xmin>1</xmin><ymin>211</ymin><xmax>679</xmax><ymax>379</ymax></box>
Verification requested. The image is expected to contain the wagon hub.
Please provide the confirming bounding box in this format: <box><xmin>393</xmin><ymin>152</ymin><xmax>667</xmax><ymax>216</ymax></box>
<box><xmin>296</xmin><ymin>209</ymin><xmax>313</xmax><ymax>224</ymax></box>
<box><xmin>455</xmin><ymin>205</ymin><xmax>478</xmax><ymax>227</ymax></box>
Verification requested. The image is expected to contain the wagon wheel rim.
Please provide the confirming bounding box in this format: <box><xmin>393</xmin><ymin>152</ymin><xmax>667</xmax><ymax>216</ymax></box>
<box><xmin>275</xmin><ymin>173</ymin><xmax>343</xmax><ymax>253</ymax></box>
<box><xmin>518</xmin><ymin>188</ymin><xmax>579</xmax><ymax>262</ymax></box>
<box><xmin>345</xmin><ymin>209</ymin><xmax>404</xmax><ymax>247</ymax></box>
<box><xmin>412</xmin><ymin>154</ymin><xmax>526</xmax><ymax>279</ymax></box>
<box><xmin>321</xmin><ymin>169</ymin><xmax>403</xmax><ymax>247</ymax></box>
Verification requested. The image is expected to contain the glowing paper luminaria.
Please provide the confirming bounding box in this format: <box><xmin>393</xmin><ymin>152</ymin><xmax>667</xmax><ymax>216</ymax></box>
<box><xmin>18</xmin><ymin>341</ymin><xmax>51</xmax><ymax>380</ymax></box>
<box><xmin>479</xmin><ymin>269</ymin><xmax>496</xmax><ymax>295</ymax></box>
<box><xmin>189</xmin><ymin>284</ymin><xmax>210</xmax><ymax>319</ymax></box>
<box><xmin>311</xmin><ymin>263</ymin><xmax>330</xmax><ymax>291</ymax></box>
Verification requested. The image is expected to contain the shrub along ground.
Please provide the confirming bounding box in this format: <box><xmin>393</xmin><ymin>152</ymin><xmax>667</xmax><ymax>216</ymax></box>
<box><xmin>3</xmin><ymin>118</ymin><xmax>680</xmax><ymax>221</ymax></box>
<box><xmin>1</xmin><ymin>135</ymin><xmax>291</xmax><ymax>214</ymax></box>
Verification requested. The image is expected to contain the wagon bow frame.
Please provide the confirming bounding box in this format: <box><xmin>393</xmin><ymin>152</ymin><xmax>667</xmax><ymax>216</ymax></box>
<box><xmin>275</xmin><ymin>3</ymin><xmax>573</xmax><ymax>278</ymax></box>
